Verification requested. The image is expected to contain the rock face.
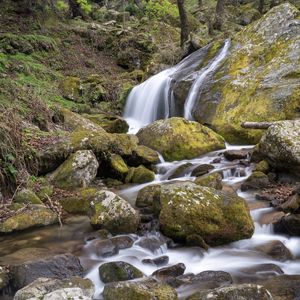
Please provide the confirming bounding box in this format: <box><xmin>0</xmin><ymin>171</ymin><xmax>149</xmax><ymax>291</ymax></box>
<box><xmin>0</xmin><ymin>205</ymin><xmax>58</xmax><ymax>233</ymax></box>
<box><xmin>103</xmin><ymin>278</ymin><xmax>178</xmax><ymax>300</ymax></box>
<box><xmin>159</xmin><ymin>182</ymin><xmax>254</xmax><ymax>246</ymax></box>
<box><xmin>50</xmin><ymin>150</ymin><xmax>99</xmax><ymax>189</ymax></box>
<box><xmin>14</xmin><ymin>277</ymin><xmax>94</xmax><ymax>300</ymax></box>
<box><xmin>255</xmin><ymin>120</ymin><xmax>300</xmax><ymax>175</ymax></box>
<box><xmin>137</xmin><ymin>118</ymin><xmax>225</xmax><ymax>161</ymax></box>
<box><xmin>173</xmin><ymin>4</ymin><xmax>300</xmax><ymax>144</ymax></box>
<box><xmin>89</xmin><ymin>190</ymin><xmax>140</xmax><ymax>234</ymax></box>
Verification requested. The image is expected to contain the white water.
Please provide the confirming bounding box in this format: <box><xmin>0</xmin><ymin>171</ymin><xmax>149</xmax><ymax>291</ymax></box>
<box><xmin>184</xmin><ymin>39</ymin><xmax>231</xmax><ymax>120</ymax></box>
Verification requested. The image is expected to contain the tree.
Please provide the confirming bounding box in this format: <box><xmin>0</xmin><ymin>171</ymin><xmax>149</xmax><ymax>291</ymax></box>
<box><xmin>213</xmin><ymin>0</ymin><xmax>226</xmax><ymax>30</ymax></box>
<box><xmin>177</xmin><ymin>0</ymin><xmax>189</xmax><ymax>47</ymax></box>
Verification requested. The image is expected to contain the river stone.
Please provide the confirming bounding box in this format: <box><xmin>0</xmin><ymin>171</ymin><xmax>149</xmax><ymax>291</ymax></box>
<box><xmin>103</xmin><ymin>278</ymin><xmax>178</xmax><ymax>300</ymax></box>
<box><xmin>14</xmin><ymin>189</ymin><xmax>43</xmax><ymax>205</ymax></box>
<box><xmin>159</xmin><ymin>182</ymin><xmax>254</xmax><ymax>246</ymax></box>
<box><xmin>273</xmin><ymin>213</ymin><xmax>300</xmax><ymax>236</ymax></box>
<box><xmin>137</xmin><ymin>117</ymin><xmax>225</xmax><ymax>161</ymax></box>
<box><xmin>255</xmin><ymin>120</ymin><xmax>300</xmax><ymax>175</ymax></box>
<box><xmin>135</xmin><ymin>234</ymin><xmax>167</xmax><ymax>253</ymax></box>
<box><xmin>2</xmin><ymin>248</ymin><xmax>84</xmax><ymax>290</ymax></box>
<box><xmin>125</xmin><ymin>165</ymin><xmax>155</xmax><ymax>183</ymax></box>
<box><xmin>135</xmin><ymin>184</ymin><xmax>161</xmax><ymax>215</ymax></box>
<box><xmin>0</xmin><ymin>204</ymin><xmax>58</xmax><ymax>233</ymax></box>
<box><xmin>127</xmin><ymin>145</ymin><xmax>160</xmax><ymax>166</ymax></box>
<box><xmin>254</xmin><ymin>240</ymin><xmax>293</xmax><ymax>261</ymax></box>
<box><xmin>187</xmin><ymin>284</ymin><xmax>273</xmax><ymax>300</ymax></box>
<box><xmin>241</xmin><ymin>171</ymin><xmax>270</xmax><ymax>191</ymax></box>
<box><xmin>49</xmin><ymin>150</ymin><xmax>99</xmax><ymax>189</ymax></box>
<box><xmin>191</xmin><ymin>164</ymin><xmax>215</xmax><ymax>177</ymax></box>
<box><xmin>14</xmin><ymin>277</ymin><xmax>94</xmax><ymax>300</ymax></box>
<box><xmin>142</xmin><ymin>256</ymin><xmax>169</xmax><ymax>267</ymax></box>
<box><xmin>195</xmin><ymin>173</ymin><xmax>223</xmax><ymax>190</ymax></box>
<box><xmin>107</xmin><ymin>154</ymin><xmax>129</xmax><ymax>180</ymax></box>
<box><xmin>168</xmin><ymin>163</ymin><xmax>193</xmax><ymax>180</ymax></box>
<box><xmin>87</xmin><ymin>239</ymin><xmax>119</xmax><ymax>257</ymax></box>
<box><xmin>152</xmin><ymin>263</ymin><xmax>186</xmax><ymax>280</ymax></box>
<box><xmin>89</xmin><ymin>190</ymin><xmax>140</xmax><ymax>234</ymax></box>
<box><xmin>99</xmin><ymin>261</ymin><xmax>144</xmax><ymax>283</ymax></box>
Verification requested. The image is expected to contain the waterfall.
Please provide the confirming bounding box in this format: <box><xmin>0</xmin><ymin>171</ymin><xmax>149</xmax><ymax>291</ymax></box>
<box><xmin>184</xmin><ymin>39</ymin><xmax>231</xmax><ymax>120</ymax></box>
<box><xmin>123</xmin><ymin>40</ymin><xmax>230</xmax><ymax>133</ymax></box>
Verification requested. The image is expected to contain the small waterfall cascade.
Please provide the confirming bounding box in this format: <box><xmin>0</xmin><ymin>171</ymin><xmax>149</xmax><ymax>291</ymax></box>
<box><xmin>184</xmin><ymin>39</ymin><xmax>231</xmax><ymax>120</ymax></box>
<box><xmin>123</xmin><ymin>45</ymin><xmax>210</xmax><ymax>133</ymax></box>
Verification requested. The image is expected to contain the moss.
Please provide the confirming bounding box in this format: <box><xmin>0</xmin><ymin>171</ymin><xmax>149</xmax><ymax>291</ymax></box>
<box><xmin>59</xmin><ymin>76</ymin><xmax>81</xmax><ymax>102</ymax></box>
<box><xmin>125</xmin><ymin>166</ymin><xmax>155</xmax><ymax>184</ymax></box>
<box><xmin>255</xmin><ymin>160</ymin><xmax>270</xmax><ymax>174</ymax></box>
<box><xmin>110</xmin><ymin>154</ymin><xmax>129</xmax><ymax>178</ymax></box>
<box><xmin>14</xmin><ymin>189</ymin><xmax>43</xmax><ymax>205</ymax></box>
<box><xmin>194</xmin><ymin>172</ymin><xmax>223</xmax><ymax>190</ymax></box>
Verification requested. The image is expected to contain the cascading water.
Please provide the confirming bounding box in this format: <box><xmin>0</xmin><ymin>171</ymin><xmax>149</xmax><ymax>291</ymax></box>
<box><xmin>184</xmin><ymin>39</ymin><xmax>231</xmax><ymax>120</ymax></box>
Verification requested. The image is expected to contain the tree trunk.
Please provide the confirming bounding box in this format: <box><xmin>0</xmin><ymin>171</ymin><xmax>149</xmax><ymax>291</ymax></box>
<box><xmin>177</xmin><ymin>0</ymin><xmax>190</xmax><ymax>47</ymax></box>
<box><xmin>241</xmin><ymin>121</ymin><xmax>274</xmax><ymax>129</ymax></box>
<box><xmin>213</xmin><ymin>0</ymin><xmax>226</xmax><ymax>30</ymax></box>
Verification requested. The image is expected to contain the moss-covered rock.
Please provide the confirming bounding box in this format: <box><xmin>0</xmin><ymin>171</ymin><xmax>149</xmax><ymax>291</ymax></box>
<box><xmin>255</xmin><ymin>120</ymin><xmax>300</xmax><ymax>175</ymax></box>
<box><xmin>137</xmin><ymin>118</ymin><xmax>225</xmax><ymax>161</ymax></box>
<box><xmin>49</xmin><ymin>150</ymin><xmax>99</xmax><ymax>189</ymax></box>
<box><xmin>125</xmin><ymin>165</ymin><xmax>155</xmax><ymax>183</ymax></box>
<box><xmin>83</xmin><ymin>113</ymin><xmax>129</xmax><ymax>133</ymax></box>
<box><xmin>103</xmin><ymin>278</ymin><xmax>178</xmax><ymax>300</ymax></box>
<box><xmin>60</xmin><ymin>76</ymin><xmax>81</xmax><ymax>102</ymax></box>
<box><xmin>241</xmin><ymin>171</ymin><xmax>270</xmax><ymax>191</ymax></box>
<box><xmin>89</xmin><ymin>190</ymin><xmax>140</xmax><ymax>234</ymax></box>
<box><xmin>108</xmin><ymin>154</ymin><xmax>129</xmax><ymax>180</ymax></box>
<box><xmin>159</xmin><ymin>182</ymin><xmax>254</xmax><ymax>246</ymax></box>
<box><xmin>255</xmin><ymin>160</ymin><xmax>270</xmax><ymax>174</ymax></box>
<box><xmin>128</xmin><ymin>145</ymin><xmax>160</xmax><ymax>166</ymax></box>
<box><xmin>0</xmin><ymin>204</ymin><xmax>58</xmax><ymax>233</ymax></box>
<box><xmin>14</xmin><ymin>189</ymin><xmax>43</xmax><ymax>205</ymax></box>
<box><xmin>195</xmin><ymin>172</ymin><xmax>223</xmax><ymax>190</ymax></box>
<box><xmin>99</xmin><ymin>261</ymin><xmax>144</xmax><ymax>283</ymax></box>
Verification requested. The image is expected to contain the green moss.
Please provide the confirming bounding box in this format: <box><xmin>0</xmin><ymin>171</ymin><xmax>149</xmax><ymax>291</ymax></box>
<box><xmin>125</xmin><ymin>166</ymin><xmax>155</xmax><ymax>184</ymax></box>
<box><xmin>194</xmin><ymin>172</ymin><xmax>223</xmax><ymax>190</ymax></box>
<box><xmin>255</xmin><ymin>160</ymin><xmax>270</xmax><ymax>174</ymax></box>
<box><xmin>14</xmin><ymin>189</ymin><xmax>43</xmax><ymax>205</ymax></box>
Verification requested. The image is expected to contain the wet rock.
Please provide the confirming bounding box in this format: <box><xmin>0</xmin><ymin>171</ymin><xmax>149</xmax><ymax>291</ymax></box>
<box><xmin>14</xmin><ymin>277</ymin><xmax>94</xmax><ymax>300</ymax></box>
<box><xmin>255</xmin><ymin>160</ymin><xmax>270</xmax><ymax>174</ymax></box>
<box><xmin>125</xmin><ymin>165</ymin><xmax>155</xmax><ymax>184</ymax></box>
<box><xmin>152</xmin><ymin>263</ymin><xmax>186</xmax><ymax>280</ymax></box>
<box><xmin>89</xmin><ymin>190</ymin><xmax>140</xmax><ymax>234</ymax></box>
<box><xmin>239</xmin><ymin>263</ymin><xmax>284</xmax><ymax>279</ymax></box>
<box><xmin>88</xmin><ymin>239</ymin><xmax>119</xmax><ymax>257</ymax></box>
<box><xmin>137</xmin><ymin>117</ymin><xmax>225</xmax><ymax>161</ymax></box>
<box><xmin>0</xmin><ymin>204</ymin><xmax>58</xmax><ymax>234</ymax></box>
<box><xmin>49</xmin><ymin>150</ymin><xmax>99</xmax><ymax>189</ymax></box>
<box><xmin>195</xmin><ymin>173</ymin><xmax>223</xmax><ymax>190</ymax></box>
<box><xmin>186</xmin><ymin>234</ymin><xmax>209</xmax><ymax>250</ymax></box>
<box><xmin>255</xmin><ymin>240</ymin><xmax>293</xmax><ymax>261</ymax></box>
<box><xmin>255</xmin><ymin>120</ymin><xmax>300</xmax><ymax>175</ymax></box>
<box><xmin>107</xmin><ymin>154</ymin><xmax>129</xmax><ymax>180</ymax></box>
<box><xmin>135</xmin><ymin>184</ymin><xmax>161</xmax><ymax>215</ymax></box>
<box><xmin>223</xmin><ymin>150</ymin><xmax>249</xmax><ymax>161</ymax></box>
<box><xmin>2</xmin><ymin>248</ymin><xmax>84</xmax><ymax>291</ymax></box>
<box><xmin>142</xmin><ymin>256</ymin><xmax>169</xmax><ymax>267</ymax></box>
<box><xmin>280</xmin><ymin>193</ymin><xmax>300</xmax><ymax>213</ymax></box>
<box><xmin>135</xmin><ymin>234</ymin><xmax>167</xmax><ymax>253</ymax></box>
<box><xmin>273</xmin><ymin>214</ymin><xmax>300</xmax><ymax>236</ymax></box>
<box><xmin>110</xmin><ymin>236</ymin><xmax>135</xmax><ymax>250</ymax></box>
<box><xmin>187</xmin><ymin>283</ymin><xmax>273</xmax><ymax>300</ymax></box>
<box><xmin>241</xmin><ymin>171</ymin><xmax>270</xmax><ymax>191</ymax></box>
<box><xmin>103</xmin><ymin>278</ymin><xmax>178</xmax><ymax>300</ymax></box>
<box><xmin>191</xmin><ymin>164</ymin><xmax>214</xmax><ymax>177</ymax></box>
<box><xmin>99</xmin><ymin>261</ymin><xmax>144</xmax><ymax>283</ymax></box>
<box><xmin>127</xmin><ymin>145</ymin><xmax>160</xmax><ymax>166</ymax></box>
<box><xmin>85</xmin><ymin>229</ymin><xmax>110</xmax><ymax>241</ymax></box>
<box><xmin>159</xmin><ymin>182</ymin><xmax>254</xmax><ymax>246</ymax></box>
<box><xmin>168</xmin><ymin>163</ymin><xmax>193</xmax><ymax>180</ymax></box>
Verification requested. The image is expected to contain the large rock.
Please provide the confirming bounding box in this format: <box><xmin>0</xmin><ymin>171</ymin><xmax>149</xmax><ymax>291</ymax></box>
<box><xmin>49</xmin><ymin>150</ymin><xmax>99</xmax><ymax>189</ymax></box>
<box><xmin>125</xmin><ymin>165</ymin><xmax>155</xmax><ymax>183</ymax></box>
<box><xmin>14</xmin><ymin>277</ymin><xmax>94</xmax><ymax>300</ymax></box>
<box><xmin>89</xmin><ymin>190</ymin><xmax>140</xmax><ymax>234</ymax></box>
<box><xmin>103</xmin><ymin>278</ymin><xmax>178</xmax><ymax>300</ymax></box>
<box><xmin>187</xmin><ymin>284</ymin><xmax>273</xmax><ymax>300</ymax></box>
<box><xmin>137</xmin><ymin>118</ymin><xmax>225</xmax><ymax>161</ymax></box>
<box><xmin>255</xmin><ymin>120</ymin><xmax>300</xmax><ymax>175</ymax></box>
<box><xmin>159</xmin><ymin>182</ymin><xmax>254</xmax><ymax>246</ymax></box>
<box><xmin>173</xmin><ymin>4</ymin><xmax>300</xmax><ymax>144</ymax></box>
<box><xmin>0</xmin><ymin>248</ymin><xmax>83</xmax><ymax>291</ymax></box>
<box><xmin>0</xmin><ymin>205</ymin><xmax>58</xmax><ymax>234</ymax></box>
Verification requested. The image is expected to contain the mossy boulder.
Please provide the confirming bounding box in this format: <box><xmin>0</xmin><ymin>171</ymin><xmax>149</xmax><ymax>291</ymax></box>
<box><xmin>0</xmin><ymin>205</ymin><xmax>58</xmax><ymax>233</ymax></box>
<box><xmin>254</xmin><ymin>120</ymin><xmax>300</xmax><ymax>175</ymax></box>
<box><xmin>14</xmin><ymin>189</ymin><xmax>43</xmax><ymax>205</ymax></box>
<box><xmin>103</xmin><ymin>278</ymin><xmax>178</xmax><ymax>300</ymax></box>
<box><xmin>125</xmin><ymin>165</ymin><xmax>155</xmax><ymax>184</ymax></box>
<box><xmin>49</xmin><ymin>150</ymin><xmax>99</xmax><ymax>189</ymax></box>
<box><xmin>127</xmin><ymin>145</ymin><xmax>160</xmax><ymax>166</ymax></box>
<box><xmin>89</xmin><ymin>190</ymin><xmax>140</xmax><ymax>234</ymax></box>
<box><xmin>107</xmin><ymin>154</ymin><xmax>129</xmax><ymax>180</ymax></box>
<box><xmin>83</xmin><ymin>113</ymin><xmax>129</xmax><ymax>133</ymax></box>
<box><xmin>195</xmin><ymin>172</ymin><xmax>223</xmax><ymax>190</ymax></box>
<box><xmin>137</xmin><ymin>118</ymin><xmax>225</xmax><ymax>161</ymax></box>
<box><xmin>255</xmin><ymin>160</ymin><xmax>270</xmax><ymax>174</ymax></box>
<box><xmin>60</xmin><ymin>76</ymin><xmax>81</xmax><ymax>102</ymax></box>
<box><xmin>159</xmin><ymin>182</ymin><xmax>254</xmax><ymax>246</ymax></box>
<box><xmin>99</xmin><ymin>261</ymin><xmax>144</xmax><ymax>283</ymax></box>
<box><xmin>241</xmin><ymin>171</ymin><xmax>270</xmax><ymax>191</ymax></box>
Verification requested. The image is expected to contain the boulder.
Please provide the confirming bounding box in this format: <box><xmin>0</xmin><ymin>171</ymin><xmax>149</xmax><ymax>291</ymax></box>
<box><xmin>223</xmin><ymin>149</ymin><xmax>250</xmax><ymax>161</ymax></box>
<box><xmin>0</xmin><ymin>205</ymin><xmax>58</xmax><ymax>234</ymax></box>
<box><xmin>168</xmin><ymin>163</ymin><xmax>193</xmax><ymax>180</ymax></box>
<box><xmin>255</xmin><ymin>160</ymin><xmax>270</xmax><ymax>174</ymax></box>
<box><xmin>107</xmin><ymin>154</ymin><xmax>129</xmax><ymax>180</ymax></box>
<box><xmin>127</xmin><ymin>145</ymin><xmax>160</xmax><ymax>166</ymax></box>
<box><xmin>89</xmin><ymin>190</ymin><xmax>140</xmax><ymax>234</ymax></box>
<box><xmin>255</xmin><ymin>120</ymin><xmax>300</xmax><ymax>175</ymax></box>
<box><xmin>273</xmin><ymin>213</ymin><xmax>300</xmax><ymax>236</ymax></box>
<box><xmin>60</xmin><ymin>76</ymin><xmax>81</xmax><ymax>102</ymax></box>
<box><xmin>125</xmin><ymin>165</ymin><xmax>155</xmax><ymax>183</ymax></box>
<box><xmin>103</xmin><ymin>278</ymin><xmax>178</xmax><ymax>300</ymax></box>
<box><xmin>191</xmin><ymin>164</ymin><xmax>214</xmax><ymax>177</ymax></box>
<box><xmin>195</xmin><ymin>173</ymin><xmax>223</xmax><ymax>190</ymax></box>
<box><xmin>142</xmin><ymin>256</ymin><xmax>169</xmax><ymax>267</ymax></box>
<box><xmin>159</xmin><ymin>182</ymin><xmax>254</xmax><ymax>246</ymax></box>
<box><xmin>187</xmin><ymin>284</ymin><xmax>273</xmax><ymax>300</ymax></box>
<box><xmin>152</xmin><ymin>263</ymin><xmax>186</xmax><ymax>280</ymax></box>
<box><xmin>49</xmin><ymin>150</ymin><xmax>99</xmax><ymax>189</ymax></box>
<box><xmin>137</xmin><ymin>118</ymin><xmax>225</xmax><ymax>161</ymax></box>
<box><xmin>99</xmin><ymin>261</ymin><xmax>143</xmax><ymax>283</ymax></box>
<box><xmin>14</xmin><ymin>277</ymin><xmax>94</xmax><ymax>300</ymax></box>
<box><xmin>135</xmin><ymin>234</ymin><xmax>167</xmax><ymax>253</ymax></box>
<box><xmin>14</xmin><ymin>189</ymin><xmax>43</xmax><ymax>205</ymax></box>
<box><xmin>254</xmin><ymin>240</ymin><xmax>293</xmax><ymax>261</ymax></box>
<box><xmin>241</xmin><ymin>171</ymin><xmax>270</xmax><ymax>191</ymax></box>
